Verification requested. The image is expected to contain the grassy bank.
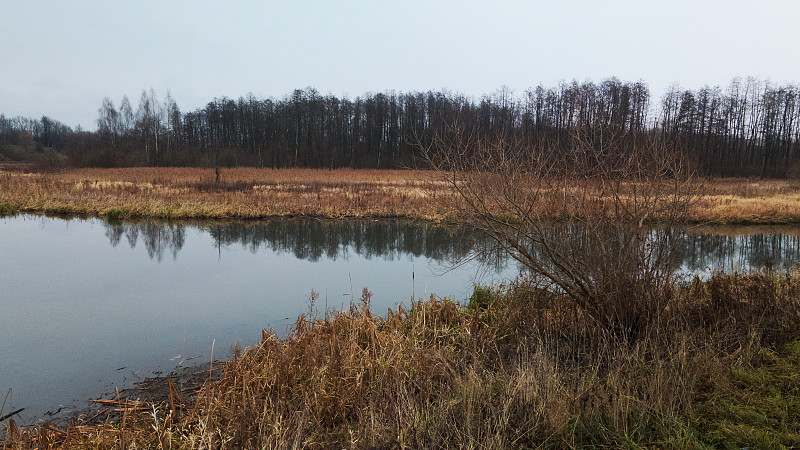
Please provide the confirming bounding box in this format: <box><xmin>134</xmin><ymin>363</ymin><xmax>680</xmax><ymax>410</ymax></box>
<box><xmin>0</xmin><ymin>167</ymin><xmax>450</xmax><ymax>221</ymax></box>
<box><xmin>2</xmin><ymin>166</ymin><xmax>800</xmax><ymax>223</ymax></box>
<box><xmin>4</xmin><ymin>273</ymin><xmax>800</xmax><ymax>448</ymax></box>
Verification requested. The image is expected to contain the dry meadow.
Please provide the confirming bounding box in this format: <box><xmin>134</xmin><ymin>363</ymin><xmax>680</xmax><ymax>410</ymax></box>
<box><xmin>0</xmin><ymin>167</ymin><xmax>451</xmax><ymax>221</ymax></box>
<box><xmin>2</xmin><ymin>166</ymin><xmax>800</xmax><ymax>224</ymax></box>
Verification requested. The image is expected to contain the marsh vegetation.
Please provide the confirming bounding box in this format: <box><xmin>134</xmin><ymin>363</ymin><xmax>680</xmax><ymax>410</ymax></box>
<box><xmin>2</xmin><ymin>166</ymin><xmax>800</xmax><ymax>224</ymax></box>
<box><xmin>3</xmin><ymin>272</ymin><xmax>800</xmax><ymax>448</ymax></box>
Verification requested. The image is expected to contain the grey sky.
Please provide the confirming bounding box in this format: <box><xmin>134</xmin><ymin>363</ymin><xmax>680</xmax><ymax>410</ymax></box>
<box><xmin>1</xmin><ymin>0</ymin><xmax>798</xmax><ymax>130</ymax></box>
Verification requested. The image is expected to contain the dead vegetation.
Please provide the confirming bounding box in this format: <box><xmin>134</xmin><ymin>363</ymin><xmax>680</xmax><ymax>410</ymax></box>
<box><xmin>1</xmin><ymin>166</ymin><xmax>799</xmax><ymax>223</ymax></box>
<box><xmin>693</xmin><ymin>177</ymin><xmax>800</xmax><ymax>224</ymax></box>
<box><xmin>2</xmin><ymin>156</ymin><xmax>800</xmax><ymax>447</ymax></box>
<box><xmin>3</xmin><ymin>273</ymin><xmax>800</xmax><ymax>448</ymax></box>
<box><xmin>0</xmin><ymin>167</ymin><xmax>452</xmax><ymax>221</ymax></box>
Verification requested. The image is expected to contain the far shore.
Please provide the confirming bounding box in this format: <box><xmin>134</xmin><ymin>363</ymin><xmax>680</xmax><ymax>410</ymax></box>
<box><xmin>2</xmin><ymin>166</ymin><xmax>800</xmax><ymax>225</ymax></box>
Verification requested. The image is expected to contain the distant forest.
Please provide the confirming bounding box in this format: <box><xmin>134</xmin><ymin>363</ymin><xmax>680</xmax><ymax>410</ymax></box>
<box><xmin>1</xmin><ymin>77</ymin><xmax>799</xmax><ymax>177</ymax></box>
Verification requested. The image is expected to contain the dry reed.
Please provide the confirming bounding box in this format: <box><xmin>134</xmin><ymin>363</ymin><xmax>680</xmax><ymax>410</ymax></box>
<box><xmin>2</xmin><ymin>167</ymin><xmax>800</xmax><ymax>223</ymax></box>
<box><xmin>4</xmin><ymin>272</ymin><xmax>800</xmax><ymax>448</ymax></box>
<box><xmin>0</xmin><ymin>167</ymin><xmax>453</xmax><ymax>221</ymax></box>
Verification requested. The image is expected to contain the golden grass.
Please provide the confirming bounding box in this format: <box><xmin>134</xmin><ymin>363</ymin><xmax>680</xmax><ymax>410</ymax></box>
<box><xmin>0</xmin><ymin>167</ymin><xmax>454</xmax><ymax>221</ymax></box>
<box><xmin>1</xmin><ymin>167</ymin><xmax>800</xmax><ymax>224</ymax></box>
<box><xmin>693</xmin><ymin>178</ymin><xmax>800</xmax><ymax>224</ymax></box>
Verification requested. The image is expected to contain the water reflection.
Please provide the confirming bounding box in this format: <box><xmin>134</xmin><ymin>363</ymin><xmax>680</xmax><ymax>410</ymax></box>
<box><xmin>102</xmin><ymin>220</ymin><xmax>800</xmax><ymax>274</ymax></box>
<box><xmin>2</xmin><ymin>215</ymin><xmax>798</xmax><ymax>423</ymax></box>
<box><xmin>105</xmin><ymin>221</ymin><xmax>186</xmax><ymax>261</ymax></box>
<box><xmin>676</xmin><ymin>227</ymin><xmax>800</xmax><ymax>273</ymax></box>
<box><xmin>103</xmin><ymin>219</ymin><xmax>495</xmax><ymax>265</ymax></box>
<box><xmin>2</xmin><ymin>215</ymin><xmax>513</xmax><ymax>423</ymax></box>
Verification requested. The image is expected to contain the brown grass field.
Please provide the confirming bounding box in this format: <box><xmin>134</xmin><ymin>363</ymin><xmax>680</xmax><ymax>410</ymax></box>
<box><xmin>1</xmin><ymin>166</ymin><xmax>800</xmax><ymax>223</ymax></box>
<box><xmin>0</xmin><ymin>167</ymin><xmax>450</xmax><ymax>221</ymax></box>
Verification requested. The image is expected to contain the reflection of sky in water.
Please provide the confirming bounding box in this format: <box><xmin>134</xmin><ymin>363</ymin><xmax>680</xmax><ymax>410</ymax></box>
<box><xmin>1</xmin><ymin>216</ymin><xmax>798</xmax><ymax>423</ymax></box>
<box><xmin>0</xmin><ymin>216</ymin><xmax>514</xmax><ymax>423</ymax></box>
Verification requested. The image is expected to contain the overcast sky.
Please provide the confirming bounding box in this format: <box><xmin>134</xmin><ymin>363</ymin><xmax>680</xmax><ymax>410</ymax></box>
<box><xmin>1</xmin><ymin>0</ymin><xmax>798</xmax><ymax>130</ymax></box>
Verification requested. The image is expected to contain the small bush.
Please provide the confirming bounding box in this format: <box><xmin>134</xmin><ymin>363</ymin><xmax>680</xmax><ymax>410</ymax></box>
<box><xmin>0</xmin><ymin>201</ymin><xmax>19</xmax><ymax>216</ymax></box>
<box><xmin>106</xmin><ymin>208</ymin><xmax>124</xmax><ymax>221</ymax></box>
<box><xmin>0</xmin><ymin>144</ymin><xmax>33</xmax><ymax>162</ymax></box>
<box><xmin>467</xmin><ymin>284</ymin><xmax>496</xmax><ymax>311</ymax></box>
<box><xmin>35</xmin><ymin>147</ymin><xmax>68</xmax><ymax>168</ymax></box>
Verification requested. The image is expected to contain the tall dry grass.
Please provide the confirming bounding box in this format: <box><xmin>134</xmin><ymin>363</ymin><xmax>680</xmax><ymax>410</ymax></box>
<box><xmin>0</xmin><ymin>167</ymin><xmax>454</xmax><ymax>221</ymax></box>
<box><xmin>4</xmin><ymin>272</ymin><xmax>800</xmax><ymax>448</ymax></box>
<box><xmin>2</xmin><ymin>167</ymin><xmax>800</xmax><ymax>223</ymax></box>
<box><xmin>693</xmin><ymin>178</ymin><xmax>800</xmax><ymax>224</ymax></box>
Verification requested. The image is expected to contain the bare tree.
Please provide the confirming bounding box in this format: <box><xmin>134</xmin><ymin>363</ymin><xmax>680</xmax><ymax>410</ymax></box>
<box><xmin>136</xmin><ymin>90</ymin><xmax>154</xmax><ymax>164</ymax></box>
<box><xmin>424</xmin><ymin>121</ymin><xmax>697</xmax><ymax>334</ymax></box>
<box><xmin>97</xmin><ymin>97</ymin><xmax>119</xmax><ymax>164</ymax></box>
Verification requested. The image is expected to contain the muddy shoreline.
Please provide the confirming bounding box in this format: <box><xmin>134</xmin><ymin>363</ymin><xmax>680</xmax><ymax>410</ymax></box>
<box><xmin>46</xmin><ymin>363</ymin><xmax>223</xmax><ymax>429</ymax></box>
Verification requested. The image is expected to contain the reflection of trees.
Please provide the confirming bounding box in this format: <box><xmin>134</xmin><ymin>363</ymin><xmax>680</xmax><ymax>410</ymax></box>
<box><xmin>101</xmin><ymin>219</ymin><xmax>492</xmax><ymax>265</ymax></box>
<box><xmin>202</xmin><ymin>220</ymin><xmax>486</xmax><ymax>264</ymax></box>
<box><xmin>523</xmin><ymin>226</ymin><xmax>800</xmax><ymax>275</ymax></box>
<box><xmin>141</xmin><ymin>223</ymin><xmax>185</xmax><ymax>261</ymax></box>
<box><xmin>537</xmin><ymin>226</ymin><xmax>800</xmax><ymax>275</ymax></box>
<box><xmin>675</xmin><ymin>231</ymin><xmax>800</xmax><ymax>272</ymax></box>
<box><xmin>503</xmin><ymin>225</ymin><xmax>680</xmax><ymax>288</ymax></box>
<box><xmin>104</xmin><ymin>221</ymin><xmax>186</xmax><ymax>261</ymax></box>
<box><xmin>494</xmin><ymin>225</ymin><xmax>800</xmax><ymax>280</ymax></box>
<box><xmin>101</xmin><ymin>219</ymin><xmax>800</xmax><ymax>274</ymax></box>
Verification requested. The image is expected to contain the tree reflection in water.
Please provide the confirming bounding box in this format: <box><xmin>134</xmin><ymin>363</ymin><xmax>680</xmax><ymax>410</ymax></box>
<box><xmin>101</xmin><ymin>219</ymin><xmax>499</xmax><ymax>267</ymax></box>
<box><xmin>101</xmin><ymin>219</ymin><xmax>800</xmax><ymax>275</ymax></box>
<box><xmin>105</xmin><ymin>220</ymin><xmax>186</xmax><ymax>261</ymax></box>
<box><xmin>676</xmin><ymin>227</ymin><xmax>800</xmax><ymax>273</ymax></box>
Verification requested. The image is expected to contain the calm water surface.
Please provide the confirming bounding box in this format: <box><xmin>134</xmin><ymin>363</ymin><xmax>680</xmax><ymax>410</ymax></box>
<box><xmin>1</xmin><ymin>215</ymin><xmax>799</xmax><ymax>422</ymax></box>
<box><xmin>0</xmin><ymin>215</ymin><xmax>511</xmax><ymax>422</ymax></box>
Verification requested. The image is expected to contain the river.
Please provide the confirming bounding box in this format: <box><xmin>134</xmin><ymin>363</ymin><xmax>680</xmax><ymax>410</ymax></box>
<box><xmin>1</xmin><ymin>214</ymin><xmax>799</xmax><ymax>422</ymax></box>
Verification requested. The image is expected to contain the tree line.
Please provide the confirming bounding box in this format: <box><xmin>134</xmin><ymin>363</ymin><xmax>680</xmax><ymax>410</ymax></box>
<box><xmin>1</xmin><ymin>77</ymin><xmax>798</xmax><ymax>177</ymax></box>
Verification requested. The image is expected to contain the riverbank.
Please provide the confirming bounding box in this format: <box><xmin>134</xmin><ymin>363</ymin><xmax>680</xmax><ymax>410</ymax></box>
<box><xmin>0</xmin><ymin>167</ymin><xmax>449</xmax><ymax>221</ymax></box>
<box><xmin>3</xmin><ymin>273</ymin><xmax>800</xmax><ymax>448</ymax></box>
<box><xmin>2</xmin><ymin>166</ymin><xmax>800</xmax><ymax>224</ymax></box>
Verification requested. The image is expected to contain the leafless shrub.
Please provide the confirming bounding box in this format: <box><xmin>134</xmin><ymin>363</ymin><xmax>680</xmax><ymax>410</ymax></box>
<box><xmin>423</xmin><ymin>122</ymin><xmax>699</xmax><ymax>336</ymax></box>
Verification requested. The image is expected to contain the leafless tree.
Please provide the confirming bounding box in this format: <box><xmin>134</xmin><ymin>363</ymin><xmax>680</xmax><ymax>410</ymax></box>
<box><xmin>424</xmin><ymin>121</ymin><xmax>698</xmax><ymax>334</ymax></box>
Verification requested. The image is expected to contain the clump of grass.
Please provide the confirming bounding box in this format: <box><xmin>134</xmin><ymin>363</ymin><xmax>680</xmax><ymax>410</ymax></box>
<box><xmin>106</xmin><ymin>208</ymin><xmax>125</xmax><ymax>221</ymax></box>
<box><xmin>0</xmin><ymin>201</ymin><xmax>18</xmax><ymax>216</ymax></box>
<box><xmin>466</xmin><ymin>284</ymin><xmax>498</xmax><ymax>311</ymax></box>
<box><xmin>696</xmin><ymin>340</ymin><xmax>800</xmax><ymax>448</ymax></box>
